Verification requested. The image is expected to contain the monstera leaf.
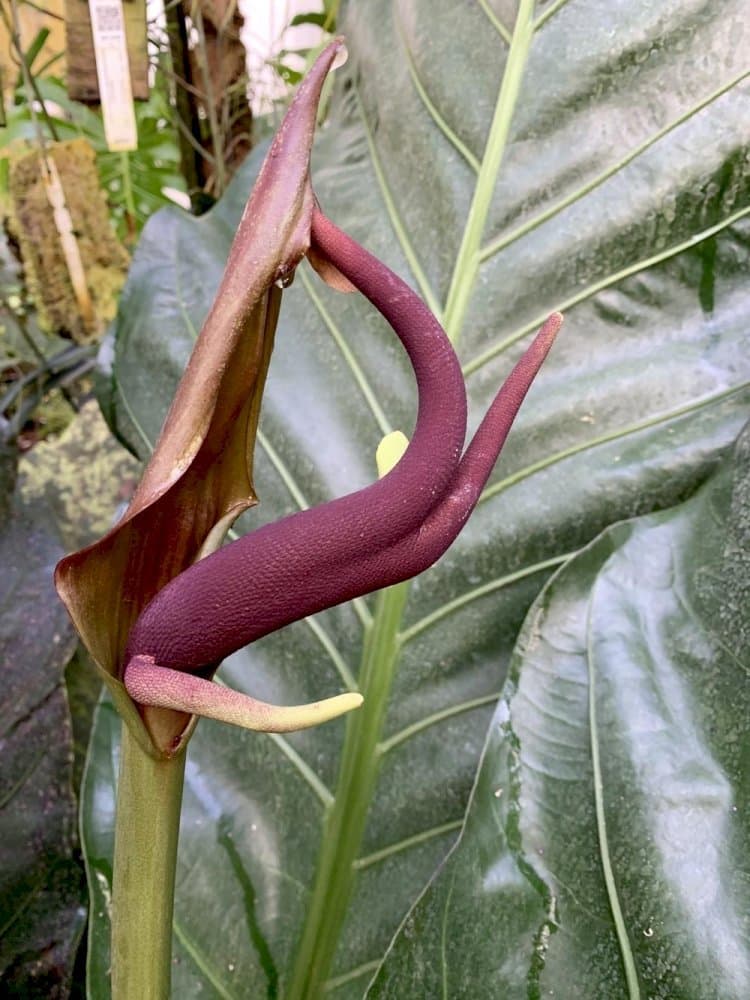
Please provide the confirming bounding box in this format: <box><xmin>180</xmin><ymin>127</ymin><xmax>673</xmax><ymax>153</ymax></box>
<box><xmin>84</xmin><ymin>0</ymin><xmax>750</xmax><ymax>996</ymax></box>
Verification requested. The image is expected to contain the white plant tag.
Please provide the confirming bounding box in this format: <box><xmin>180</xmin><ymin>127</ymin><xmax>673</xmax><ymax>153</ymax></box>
<box><xmin>88</xmin><ymin>0</ymin><xmax>138</xmax><ymax>151</ymax></box>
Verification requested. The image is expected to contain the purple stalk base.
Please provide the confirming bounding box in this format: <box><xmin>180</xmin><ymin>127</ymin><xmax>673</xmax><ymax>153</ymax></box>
<box><xmin>124</xmin><ymin>208</ymin><xmax>561</xmax><ymax>687</ymax></box>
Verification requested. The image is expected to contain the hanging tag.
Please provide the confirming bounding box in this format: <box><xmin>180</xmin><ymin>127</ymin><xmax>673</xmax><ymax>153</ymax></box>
<box><xmin>88</xmin><ymin>0</ymin><xmax>138</xmax><ymax>151</ymax></box>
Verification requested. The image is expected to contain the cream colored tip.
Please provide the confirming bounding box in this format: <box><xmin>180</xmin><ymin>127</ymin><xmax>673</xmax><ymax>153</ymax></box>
<box><xmin>332</xmin><ymin>43</ymin><xmax>349</xmax><ymax>70</ymax></box>
<box><xmin>376</xmin><ymin>430</ymin><xmax>409</xmax><ymax>478</ymax></box>
<box><xmin>125</xmin><ymin>656</ymin><xmax>363</xmax><ymax>734</ymax></box>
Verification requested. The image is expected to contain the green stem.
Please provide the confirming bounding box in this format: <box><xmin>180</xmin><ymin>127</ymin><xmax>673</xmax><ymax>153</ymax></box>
<box><xmin>111</xmin><ymin>723</ymin><xmax>187</xmax><ymax>1000</ymax></box>
<box><xmin>286</xmin><ymin>582</ymin><xmax>409</xmax><ymax>999</ymax></box>
<box><xmin>442</xmin><ymin>0</ymin><xmax>535</xmax><ymax>345</ymax></box>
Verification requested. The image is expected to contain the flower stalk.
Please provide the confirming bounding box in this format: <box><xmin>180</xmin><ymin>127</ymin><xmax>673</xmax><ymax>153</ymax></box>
<box><xmin>110</xmin><ymin>725</ymin><xmax>186</xmax><ymax>1000</ymax></box>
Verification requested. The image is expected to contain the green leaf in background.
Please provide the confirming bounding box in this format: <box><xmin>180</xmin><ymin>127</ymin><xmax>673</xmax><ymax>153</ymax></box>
<box><xmin>85</xmin><ymin>0</ymin><xmax>749</xmax><ymax>995</ymax></box>
<box><xmin>3</xmin><ymin>77</ymin><xmax>185</xmax><ymax>240</ymax></box>
<box><xmin>370</xmin><ymin>421</ymin><xmax>750</xmax><ymax>999</ymax></box>
<box><xmin>0</xmin><ymin>495</ymin><xmax>85</xmax><ymax>995</ymax></box>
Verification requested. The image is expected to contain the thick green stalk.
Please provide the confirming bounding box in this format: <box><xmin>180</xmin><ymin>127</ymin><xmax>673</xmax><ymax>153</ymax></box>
<box><xmin>286</xmin><ymin>582</ymin><xmax>409</xmax><ymax>999</ymax></box>
<box><xmin>111</xmin><ymin>723</ymin><xmax>187</xmax><ymax>999</ymax></box>
<box><xmin>442</xmin><ymin>0</ymin><xmax>535</xmax><ymax>344</ymax></box>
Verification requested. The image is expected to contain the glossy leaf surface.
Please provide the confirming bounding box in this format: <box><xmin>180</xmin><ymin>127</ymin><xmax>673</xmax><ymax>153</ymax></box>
<box><xmin>370</xmin><ymin>422</ymin><xmax>750</xmax><ymax>998</ymax></box>
<box><xmin>85</xmin><ymin>0</ymin><xmax>750</xmax><ymax>995</ymax></box>
<box><xmin>0</xmin><ymin>496</ymin><xmax>85</xmax><ymax>994</ymax></box>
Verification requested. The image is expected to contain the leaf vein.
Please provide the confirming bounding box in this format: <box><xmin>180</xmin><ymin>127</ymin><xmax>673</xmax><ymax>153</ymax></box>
<box><xmin>353</xmin><ymin>818</ymin><xmax>464</xmax><ymax>871</ymax></box>
<box><xmin>395</xmin><ymin>14</ymin><xmax>481</xmax><ymax>173</ymax></box>
<box><xmin>400</xmin><ymin>553</ymin><xmax>573</xmax><ymax>644</ymax></box>
<box><xmin>464</xmin><ymin>204</ymin><xmax>750</xmax><ymax>375</ymax></box>
<box><xmin>353</xmin><ymin>82</ymin><xmax>442</xmax><ymax>318</ymax></box>
<box><xmin>378</xmin><ymin>694</ymin><xmax>500</xmax><ymax>756</ymax></box>
<box><xmin>586</xmin><ymin>602</ymin><xmax>641</xmax><ymax>998</ymax></box>
<box><xmin>479</xmin><ymin>381</ymin><xmax>750</xmax><ymax>505</ymax></box>
<box><xmin>480</xmin><ymin>68</ymin><xmax>750</xmax><ymax>263</ymax></box>
<box><xmin>299</xmin><ymin>267</ymin><xmax>391</xmax><ymax>437</ymax></box>
<box><xmin>173</xmin><ymin>917</ymin><xmax>237</xmax><ymax>1000</ymax></box>
<box><xmin>476</xmin><ymin>0</ymin><xmax>512</xmax><ymax>44</ymax></box>
<box><xmin>322</xmin><ymin>958</ymin><xmax>382</xmax><ymax>993</ymax></box>
<box><xmin>534</xmin><ymin>0</ymin><xmax>574</xmax><ymax>30</ymax></box>
<box><xmin>266</xmin><ymin>733</ymin><xmax>334</xmax><ymax>808</ymax></box>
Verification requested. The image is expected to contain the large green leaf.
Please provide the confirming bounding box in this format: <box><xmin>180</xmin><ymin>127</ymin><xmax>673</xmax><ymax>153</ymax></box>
<box><xmin>370</xmin><ymin>421</ymin><xmax>750</xmax><ymax>998</ymax></box>
<box><xmin>0</xmin><ymin>496</ymin><xmax>85</xmax><ymax>994</ymax></box>
<box><xmin>85</xmin><ymin>0</ymin><xmax>750</xmax><ymax>995</ymax></box>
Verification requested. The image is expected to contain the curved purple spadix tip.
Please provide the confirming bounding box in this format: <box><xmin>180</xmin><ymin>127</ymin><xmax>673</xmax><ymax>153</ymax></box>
<box><xmin>124</xmin><ymin>208</ymin><xmax>561</xmax><ymax>716</ymax></box>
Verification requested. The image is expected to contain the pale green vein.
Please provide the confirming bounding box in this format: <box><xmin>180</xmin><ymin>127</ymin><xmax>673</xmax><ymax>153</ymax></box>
<box><xmin>213</xmin><ymin>674</ymin><xmax>333</xmax><ymax>807</ymax></box>
<box><xmin>378</xmin><ymin>694</ymin><xmax>501</xmax><ymax>757</ymax></box>
<box><xmin>299</xmin><ymin>267</ymin><xmax>391</xmax><ymax>437</ymax></box>
<box><xmin>480</xmin><ymin>68</ymin><xmax>750</xmax><ymax>264</ymax></box>
<box><xmin>0</xmin><ymin>752</ymin><xmax>43</xmax><ymax>810</ymax></box>
<box><xmin>353</xmin><ymin>83</ymin><xmax>442</xmax><ymax>318</ymax></box>
<box><xmin>173</xmin><ymin>237</ymin><xmax>200</xmax><ymax>341</ymax></box>
<box><xmin>267</xmin><ymin>733</ymin><xmax>334</xmax><ymax>808</ymax></box>
<box><xmin>173</xmin><ymin>918</ymin><xmax>235</xmax><ymax>1000</ymax></box>
<box><xmin>476</xmin><ymin>0</ymin><xmax>512</xmax><ymax>45</ymax></box>
<box><xmin>305</xmin><ymin>616</ymin><xmax>358</xmax><ymax>691</ymax></box>
<box><xmin>396</xmin><ymin>14</ymin><xmax>480</xmax><ymax>173</ymax></box>
<box><xmin>257</xmin><ymin>427</ymin><xmax>308</xmax><ymax>509</ymax></box>
<box><xmin>442</xmin><ymin>0</ymin><xmax>535</xmax><ymax>346</ymax></box>
<box><xmin>353</xmin><ymin>818</ymin><xmax>464</xmax><ymax>870</ymax></box>
<box><xmin>480</xmin><ymin>381</ymin><xmax>750</xmax><ymax>506</ymax></box>
<box><xmin>400</xmin><ymin>553</ymin><xmax>573</xmax><ymax>645</ymax></box>
<box><xmin>115</xmin><ymin>378</ymin><xmax>154</xmax><ymax>456</ymax></box>
<box><xmin>322</xmin><ymin>959</ymin><xmax>382</xmax><ymax>993</ymax></box>
<box><xmin>464</xmin><ymin>203</ymin><xmax>750</xmax><ymax>375</ymax></box>
<box><xmin>534</xmin><ymin>0</ymin><xmax>574</xmax><ymax>30</ymax></box>
<box><xmin>586</xmin><ymin>614</ymin><xmax>641</xmax><ymax>999</ymax></box>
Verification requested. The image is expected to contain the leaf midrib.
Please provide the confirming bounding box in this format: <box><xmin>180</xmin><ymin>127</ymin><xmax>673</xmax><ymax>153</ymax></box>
<box><xmin>586</xmin><ymin>575</ymin><xmax>641</xmax><ymax>1000</ymax></box>
<box><xmin>284</xmin><ymin>7</ymin><xmax>541</xmax><ymax>994</ymax></box>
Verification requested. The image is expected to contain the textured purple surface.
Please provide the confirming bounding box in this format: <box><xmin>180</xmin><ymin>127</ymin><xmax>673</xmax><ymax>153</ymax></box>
<box><xmin>125</xmin><ymin>208</ymin><xmax>560</xmax><ymax>679</ymax></box>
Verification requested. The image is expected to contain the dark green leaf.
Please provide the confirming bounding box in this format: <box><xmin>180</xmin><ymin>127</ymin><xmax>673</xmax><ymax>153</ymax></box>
<box><xmin>21</xmin><ymin>28</ymin><xmax>51</xmax><ymax>79</ymax></box>
<box><xmin>0</xmin><ymin>502</ymin><xmax>85</xmax><ymax>995</ymax></box>
<box><xmin>0</xmin><ymin>439</ymin><xmax>16</xmax><ymax>518</ymax></box>
<box><xmin>85</xmin><ymin>0</ymin><xmax>750</xmax><ymax>995</ymax></box>
<box><xmin>370</xmin><ymin>422</ymin><xmax>750</xmax><ymax>998</ymax></box>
